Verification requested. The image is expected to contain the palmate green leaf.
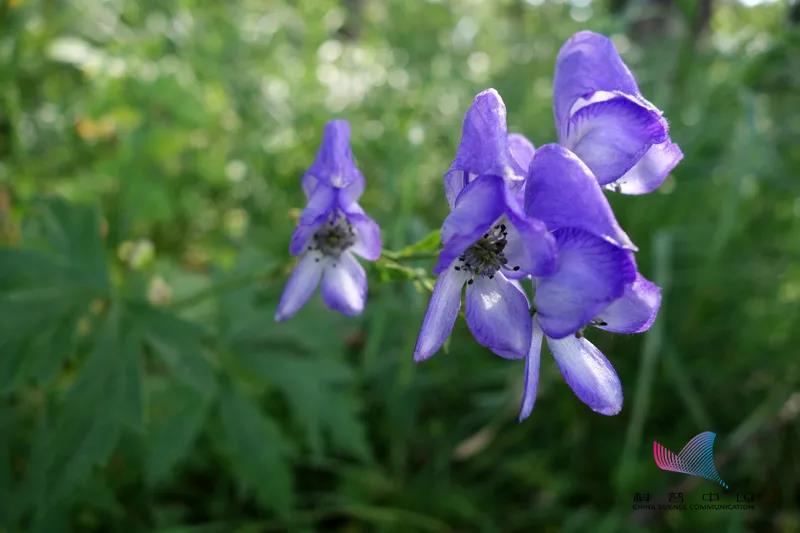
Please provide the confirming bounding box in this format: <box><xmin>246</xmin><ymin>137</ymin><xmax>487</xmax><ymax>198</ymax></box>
<box><xmin>145</xmin><ymin>381</ymin><xmax>210</xmax><ymax>487</ymax></box>
<box><xmin>0</xmin><ymin>284</ymin><xmax>86</xmax><ymax>391</ymax></box>
<box><xmin>35</xmin><ymin>306</ymin><xmax>143</xmax><ymax>505</ymax></box>
<box><xmin>0</xmin><ymin>199</ymin><xmax>110</xmax><ymax>391</ymax></box>
<box><xmin>20</xmin><ymin>198</ymin><xmax>109</xmax><ymax>288</ymax></box>
<box><xmin>129</xmin><ymin>304</ymin><xmax>217</xmax><ymax>397</ymax></box>
<box><xmin>216</xmin><ymin>385</ymin><xmax>294</xmax><ymax>517</ymax></box>
<box><xmin>237</xmin><ymin>351</ymin><xmax>370</xmax><ymax>461</ymax></box>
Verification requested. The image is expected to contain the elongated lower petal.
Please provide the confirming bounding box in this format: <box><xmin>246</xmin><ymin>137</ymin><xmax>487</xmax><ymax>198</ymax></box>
<box><xmin>525</xmin><ymin>144</ymin><xmax>635</xmax><ymax>250</ymax></box>
<box><xmin>535</xmin><ymin>228</ymin><xmax>636</xmax><ymax>339</ymax></box>
<box><xmin>414</xmin><ymin>268</ymin><xmax>468</xmax><ymax>361</ymax></box>
<box><xmin>564</xmin><ymin>96</ymin><xmax>667</xmax><ymax>186</ymax></box>
<box><xmin>435</xmin><ymin>175</ymin><xmax>505</xmax><ymax>273</ymax></box>
<box><xmin>320</xmin><ymin>251</ymin><xmax>367</xmax><ymax>316</ymax></box>
<box><xmin>518</xmin><ymin>320</ymin><xmax>544</xmax><ymax>421</ymax></box>
<box><xmin>465</xmin><ymin>274</ymin><xmax>531</xmax><ymax>359</ymax></box>
<box><xmin>596</xmin><ymin>273</ymin><xmax>661</xmax><ymax>334</ymax></box>
<box><xmin>610</xmin><ymin>140</ymin><xmax>683</xmax><ymax>194</ymax></box>
<box><xmin>548</xmin><ymin>333</ymin><xmax>623</xmax><ymax>415</ymax></box>
<box><xmin>275</xmin><ymin>253</ymin><xmax>325</xmax><ymax>321</ymax></box>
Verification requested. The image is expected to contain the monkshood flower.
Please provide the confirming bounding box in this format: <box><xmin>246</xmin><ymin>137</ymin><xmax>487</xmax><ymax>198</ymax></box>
<box><xmin>553</xmin><ymin>31</ymin><xmax>683</xmax><ymax>194</ymax></box>
<box><xmin>275</xmin><ymin>120</ymin><xmax>381</xmax><ymax>321</ymax></box>
<box><xmin>518</xmin><ymin>144</ymin><xmax>661</xmax><ymax>420</ymax></box>
<box><xmin>414</xmin><ymin>89</ymin><xmax>556</xmax><ymax>362</ymax></box>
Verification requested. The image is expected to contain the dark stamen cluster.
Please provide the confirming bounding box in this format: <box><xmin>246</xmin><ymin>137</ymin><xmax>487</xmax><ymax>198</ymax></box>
<box><xmin>453</xmin><ymin>223</ymin><xmax>520</xmax><ymax>283</ymax></box>
<box><xmin>308</xmin><ymin>214</ymin><xmax>355</xmax><ymax>260</ymax></box>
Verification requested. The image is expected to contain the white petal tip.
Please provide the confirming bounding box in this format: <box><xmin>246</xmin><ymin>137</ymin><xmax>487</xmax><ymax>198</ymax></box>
<box><xmin>592</xmin><ymin>404</ymin><xmax>622</xmax><ymax>416</ymax></box>
<box><xmin>413</xmin><ymin>349</ymin><xmax>434</xmax><ymax>363</ymax></box>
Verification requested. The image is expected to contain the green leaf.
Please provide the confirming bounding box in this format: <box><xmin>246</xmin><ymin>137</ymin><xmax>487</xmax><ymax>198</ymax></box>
<box><xmin>131</xmin><ymin>305</ymin><xmax>217</xmax><ymax>396</ymax></box>
<box><xmin>38</xmin><ymin>309</ymin><xmax>128</xmax><ymax>503</ymax></box>
<box><xmin>117</xmin><ymin>330</ymin><xmax>146</xmax><ymax>431</ymax></box>
<box><xmin>145</xmin><ymin>381</ymin><xmax>210</xmax><ymax>486</ymax></box>
<box><xmin>20</xmin><ymin>198</ymin><xmax>109</xmax><ymax>288</ymax></box>
<box><xmin>384</xmin><ymin>229</ymin><xmax>441</xmax><ymax>259</ymax></box>
<box><xmin>216</xmin><ymin>385</ymin><xmax>294</xmax><ymax>516</ymax></box>
<box><xmin>0</xmin><ymin>199</ymin><xmax>111</xmax><ymax>391</ymax></box>
<box><xmin>238</xmin><ymin>352</ymin><xmax>370</xmax><ymax>461</ymax></box>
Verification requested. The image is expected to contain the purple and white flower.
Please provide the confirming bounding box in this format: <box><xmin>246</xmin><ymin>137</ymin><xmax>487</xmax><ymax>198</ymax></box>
<box><xmin>518</xmin><ymin>144</ymin><xmax>661</xmax><ymax>420</ymax></box>
<box><xmin>275</xmin><ymin>120</ymin><xmax>381</xmax><ymax>321</ymax></box>
<box><xmin>414</xmin><ymin>90</ymin><xmax>556</xmax><ymax>362</ymax></box>
<box><xmin>554</xmin><ymin>31</ymin><xmax>683</xmax><ymax>194</ymax></box>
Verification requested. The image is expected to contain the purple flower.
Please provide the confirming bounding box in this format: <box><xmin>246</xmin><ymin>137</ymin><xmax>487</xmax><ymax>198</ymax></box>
<box><xmin>553</xmin><ymin>31</ymin><xmax>683</xmax><ymax>194</ymax></box>
<box><xmin>414</xmin><ymin>90</ymin><xmax>556</xmax><ymax>362</ymax></box>
<box><xmin>518</xmin><ymin>144</ymin><xmax>661</xmax><ymax>420</ymax></box>
<box><xmin>275</xmin><ymin>120</ymin><xmax>381</xmax><ymax>321</ymax></box>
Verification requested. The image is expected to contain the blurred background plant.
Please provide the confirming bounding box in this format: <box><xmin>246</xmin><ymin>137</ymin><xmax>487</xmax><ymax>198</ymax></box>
<box><xmin>1</xmin><ymin>0</ymin><xmax>799</xmax><ymax>531</ymax></box>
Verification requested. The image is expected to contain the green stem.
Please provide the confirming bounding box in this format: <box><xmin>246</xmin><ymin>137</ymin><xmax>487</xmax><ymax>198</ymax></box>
<box><xmin>380</xmin><ymin>250</ymin><xmax>438</xmax><ymax>261</ymax></box>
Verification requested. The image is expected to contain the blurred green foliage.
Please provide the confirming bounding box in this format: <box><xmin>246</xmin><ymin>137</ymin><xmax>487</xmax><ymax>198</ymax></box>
<box><xmin>1</xmin><ymin>0</ymin><xmax>799</xmax><ymax>531</ymax></box>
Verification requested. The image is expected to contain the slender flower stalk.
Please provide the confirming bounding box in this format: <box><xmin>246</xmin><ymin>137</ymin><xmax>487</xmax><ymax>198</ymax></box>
<box><xmin>275</xmin><ymin>120</ymin><xmax>381</xmax><ymax>321</ymax></box>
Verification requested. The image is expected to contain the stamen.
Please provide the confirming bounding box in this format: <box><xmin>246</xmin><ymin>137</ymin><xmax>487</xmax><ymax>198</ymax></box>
<box><xmin>312</xmin><ymin>212</ymin><xmax>356</xmax><ymax>258</ymax></box>
<box><xmin>457</xmin><ymin>220</ymin><xmax>513</xmax><ymax>279</ymax></box>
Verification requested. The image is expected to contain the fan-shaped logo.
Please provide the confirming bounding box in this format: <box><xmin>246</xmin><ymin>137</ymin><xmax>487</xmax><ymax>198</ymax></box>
<box><xmin>653</xmin><ymin>431</ymin><xmax>729</xmax><ymax>489</ymax></box>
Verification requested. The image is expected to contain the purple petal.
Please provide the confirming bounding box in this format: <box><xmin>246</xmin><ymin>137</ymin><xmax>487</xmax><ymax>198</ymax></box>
<box><xmin>306</xmin><ymin>119</ymin><xmax>365</xmax><ymax>194</ymax></box>
<box><xmin>610</xmin><ymin>140</ymin><xmax>683</xmax><ymax>194</ymax></box>
<box><xmin>564</xmin><ymin>96</ymin><xmax>667</xmax><ymax>185</ymax></box>
<box><xmin>525</xmin><ymin>144</ymin><xmax>635</xmax><ymax>250</ymax></box>
<box><xmin>414</xmin><ymin>267</ymin><xmax>468</xmax><ymax>361</ymax></box>
<box><xmin>596</xmin><ymin>273</ymin><xmax>661</xmax><ymax>334</ymax></box>
<box><xmin>289</xmin><ymin>221</ymin><xmax>320</xmax><ymax>256</ymax></box>
<box><xmin>534</xmin><ymin>228</ymin><xmax>636</xmax><ymax>339</ymax></box>
<box><xmin>547</xmin><ymin>333</ymin><xmax>623</xmax><ymax>415</ymax></box>
<box><xmin>451</xmin><ymin>89</ymin><xmax>509</xmax><ymax>174</ymax></box>
<box><xmin>465</xmin><ymin>274</ymin><xmax>531</xmax><ymax>359</ymax></box>
<box><xmin>320</xmin><ymin>251</ymin><xmax>367</xmax><ymax>316</ymax></box>
<box><xmin>301</xmin><ymin>172</ymin><xmax>319</xmax><ymax>199</ymax></box>
<box><xmin>443</xmin><ymin>170</ymin><xmax>476</xmax><ymax>209</ymax></box>
<box><xmin>553</xmin><ymin>31</ymin><xmax>640</xmax><ymax>137</ymax></box>
<box><xmin>275</xmin><ymin>253</ymin><xmax>324</xmax><ymax>321</ymax></box>
<box><xmin>435</xmin><ymin>175</ymin><xmax>505</xmax><ymax>273</ymax></box>
<box><xmin>502</xmin><ymin>191</ymin><xmax>557</xmax><ymax>277</ymax></box>
<box><xmin>298</xmin><ymin>184</ymin><xmax>336</xmax><ymax>226</ymax></box>
<box><xmin>343</xmin><ymin>205</ymin><xmax>382</xmax><ymax>261</ymax></box>
<box><xmin>337</xmin><ymin>171</ymin><xmax>366</xmax><ymax>208</ymax></box>
<box><xmin>444</xmin><ymin>89</ymin><xmax>512</xmax><ymax>203</ymax></box>
<box><xmin>508</xmin><ymin>133</ymin><xmax>535</xmax><ymax>175</ymax></box>
<box><xmin>518</xmin><ymin>320</ymin><xmax>543</xmax><ymax>422</ymax></box>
